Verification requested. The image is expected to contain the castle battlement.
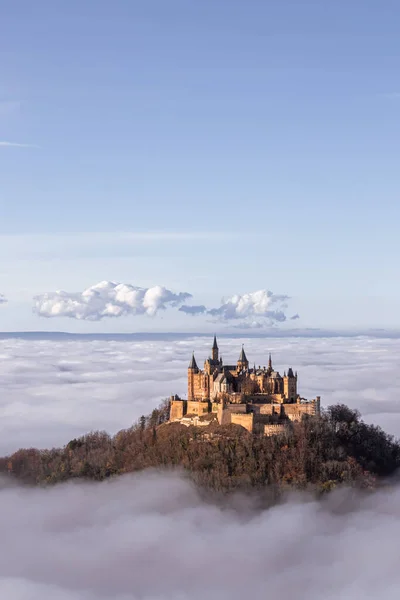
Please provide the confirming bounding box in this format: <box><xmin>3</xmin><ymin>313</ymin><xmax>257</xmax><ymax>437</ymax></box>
<box><xmin>169</xmin><ymin>337</ymin><xmax>321</xmax><ymax>435</ymax></box>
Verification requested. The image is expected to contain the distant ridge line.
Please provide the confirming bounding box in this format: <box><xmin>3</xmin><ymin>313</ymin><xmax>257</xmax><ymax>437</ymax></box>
<box><xmin>0</xmin><ymin>329</ymin><xmax>399</xmax><ymax>341</ymax></box>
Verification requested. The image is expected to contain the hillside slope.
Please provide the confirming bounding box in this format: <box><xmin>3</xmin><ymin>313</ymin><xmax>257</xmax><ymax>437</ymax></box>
<box><xmin>1</xmin><ymin>402</ymin><xmax>399</xmax><ymax>493</ymax></box>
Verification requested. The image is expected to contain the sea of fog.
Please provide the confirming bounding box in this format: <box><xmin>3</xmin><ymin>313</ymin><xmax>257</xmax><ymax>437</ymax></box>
<box><xmin>1</xmin><ymin>333</ymin><xmax>400</xmax><ymax>599</ymax></box>
<box><xmin>0</xmin><ymin>333</ymin><xmax>399</xmax><ymax>454</ymax></box>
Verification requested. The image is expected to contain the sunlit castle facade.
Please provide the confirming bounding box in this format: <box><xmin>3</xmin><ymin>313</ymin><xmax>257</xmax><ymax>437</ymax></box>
<box><xmin>188</xmin><ymin>336</ymin><xmax>298</xmax><ymax>402</ymax></box>
<box><xmin>170</xmin><ymin>337</ymin><xmax>321</xmax><ymax>435</ymax></box>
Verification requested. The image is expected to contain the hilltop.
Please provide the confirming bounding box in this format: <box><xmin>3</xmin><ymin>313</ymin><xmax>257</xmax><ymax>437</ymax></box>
<box><xmin>1</xmin><ymin>400</ymin><xmax>399</xmax><ymax>495</ymax></box>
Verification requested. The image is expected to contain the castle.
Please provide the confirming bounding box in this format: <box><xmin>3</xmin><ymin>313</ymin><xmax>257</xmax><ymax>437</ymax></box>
<box><xmin>169</xmin><ymin>337</ymin><xmax>321</xmax><ymax>435</ymax></box>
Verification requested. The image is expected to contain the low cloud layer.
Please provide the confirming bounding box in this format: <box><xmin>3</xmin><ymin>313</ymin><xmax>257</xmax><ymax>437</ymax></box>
<box><xmin>1</xmin><ymin>470</ymin><xmax>400</xmax><ymax>599</ymax></box>
<box><xmin>34</xmin><ymin>281</ymin><xmax>192</xmax><ymax>320</ymax></box>
<box><xmin>0</xmin><ymin>334</ymin><xmax>400</xmax><ymax>456</ymax></box>
<box><xmin>1</xmin><ymin>335</ymin><xmax>400</xmax><ymax>598</ymax></box>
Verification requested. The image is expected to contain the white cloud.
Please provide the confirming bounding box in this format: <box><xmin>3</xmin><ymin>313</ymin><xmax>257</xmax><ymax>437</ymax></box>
<box><xmin>0</xmin><ymin>141</ymin><xmax>39</xmax><ymax>148</ymax></box>
<box><xmin>33</xmin><ymin>283</ymin><xmax>294</xmax><ymax>328</ymax></box>
<box><xmin>0</xmin><ymin>294</ymin><xmax>6</xmax><ymax>304</ymax></box>
<box><xmin>1</xmin><ymin>470</ymin><xmax>400</xmax><ymax>599</ymax></box>
<box><xmin>208</xmin><ymin>290</ymin><xmax>290</xmax><ymax>326</ymax></box>
<box><xmin>34</xmin><ymin>281</ymin><xmax>192</xmax><ymax>321</ymax></box>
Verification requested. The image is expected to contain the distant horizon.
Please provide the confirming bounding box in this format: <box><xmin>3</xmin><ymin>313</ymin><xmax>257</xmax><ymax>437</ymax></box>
<box><xmin>1</xmin><ymin>327</ymin><xmax>400</xmax><ymax>340</ymax></box>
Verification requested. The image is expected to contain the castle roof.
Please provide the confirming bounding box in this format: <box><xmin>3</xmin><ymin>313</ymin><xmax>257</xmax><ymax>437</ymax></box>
<box><xmin>270</xmin><ymin>371</ymin><xmax>282</xmax><ymax>379</ymax></box>
<box><xmin>287</xmin><ymin>367</ymin><xmax>295</xmax><ymax>378</ymax></box>
<box><xmin>215</xmin><ymin>371</ymin><xmax>233</xmax><ymax>383</ymax></box>
<box><xmin>188</xmin><ymin>353</ymin><xmax>198</xmax><ymax>370</ymax></box>
<box><xmin>212</xmin><ymin>335</ymin><xmax>218</xmax><ymax>349</ymax></box>
<box><xmin>238</xmin><ymin>346</ymin><xmax>248</xmax><ymax>363</ymax></box>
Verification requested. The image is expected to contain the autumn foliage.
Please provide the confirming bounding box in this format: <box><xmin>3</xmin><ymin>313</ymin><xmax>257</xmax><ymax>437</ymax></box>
<box><xmin>0</xmin><ymin>401</ymin><xmax>399</xmax><ymax>493</ymax></box>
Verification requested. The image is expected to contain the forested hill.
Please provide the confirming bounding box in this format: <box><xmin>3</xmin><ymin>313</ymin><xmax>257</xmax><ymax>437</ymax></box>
<box><xmin>1</xmin><ymin>402</ymin><xmax>399</xmax><ymax>493</ymax></box>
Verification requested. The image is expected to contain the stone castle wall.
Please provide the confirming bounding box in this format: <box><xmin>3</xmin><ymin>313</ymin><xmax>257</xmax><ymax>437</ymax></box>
<box><xmin>217</xmin><ymin>402</ymin><xmax>246</xmax><ymax>425</ymax></box>
<box><xmin>264</xmin><ymin>424</ymin><xmax>287</xmax><ymax>436</ymax></box>
<box><xmin>170</xmin><ymin>400</ymin><xmax>185</xmax><ymax>421</ymax></box>
<box><xmin>186</xmin><ymin>400</ymin><xmax>210</xmax><ymax>415</ymax></box>
<box><xmin>283</xmin><ymin>400</ymin><xmax>319</xmax><ymax>418</ymax></box>
<box><xmin>230</xmin><ymin>413</ymin><xmax>254</xmax><ymax>433</ymax></box>
<box><xmin>170</xmin><ymin>397</ymin><xmax>321</xmax><ymax>434</ymax></box>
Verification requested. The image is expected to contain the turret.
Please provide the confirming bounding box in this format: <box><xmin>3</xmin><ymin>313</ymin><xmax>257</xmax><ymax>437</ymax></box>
<box><xmin>237</xmin><ymin>345</ymin><xmax>249</xmax><ymax>371</ymax></box>
<box><xmin>283</xmin><ymin>367</ymin><xmax>297</xmax><ymax>402</ymax></box>
<box><xmin>212</xmin><ymin>335</ymin><xmax>219</xmax><ymax>362</ymax></box>
<box><xmin>188</xmin><ymin>352</ymin><xmax>199</xmax><ymax>400</ymax></box>
<box><xmin>188</xmin><ymin>352</ymin><xmax>198</xmax><ymax>372</ymax></box>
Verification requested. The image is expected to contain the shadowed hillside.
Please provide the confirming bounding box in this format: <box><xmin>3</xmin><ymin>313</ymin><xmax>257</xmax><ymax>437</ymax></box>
<box><xmin>1</xmin><ymin>401</ymin><xmax>399</xmax><ymax>494</ymax></box>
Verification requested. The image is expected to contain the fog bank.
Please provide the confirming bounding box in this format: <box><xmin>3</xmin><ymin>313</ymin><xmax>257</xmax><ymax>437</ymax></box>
<box><xmin>0</xmin><ymin>335</ymin><xmax>400</xmax><ymax>454</ymax></box>
<box><xmin>1</xmin><ymin>471</ymin><xmax>400</xmax><ymax>599</ymax></box>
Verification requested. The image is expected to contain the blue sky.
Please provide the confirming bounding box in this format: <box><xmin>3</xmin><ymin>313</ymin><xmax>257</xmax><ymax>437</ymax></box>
<box><xmin>1</xmin><ymin>0</ymin><xmax>399</xmax><ymax>332</ymax></box>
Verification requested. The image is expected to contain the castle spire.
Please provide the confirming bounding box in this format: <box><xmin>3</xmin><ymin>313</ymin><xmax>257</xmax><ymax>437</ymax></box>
<box><xmin>268</xmin><ymin>353</ymin><xmax>272</xmax><ymax>370</ymax></box>
<box><xmin>212</xmin><ymin>335</ymin><xmax>219</xmax><ymax>361</ymax></box>
<box><xmin>238</xmin><ymin>344</ymin><xmax>247</xmax><ymax>363</ymax></box>
<box><xmin>237</xmin><ymin>344</ymin><xmax>249</xmax><ymax>371</ymax></box>
<box><xmin>188</xmin><ymin>352</ymin><xmax>198</xmax><ymax>371</ymax></box>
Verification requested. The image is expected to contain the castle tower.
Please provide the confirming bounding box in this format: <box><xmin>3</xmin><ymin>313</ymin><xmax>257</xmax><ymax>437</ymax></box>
<box><xmin>188</xmin><ymin>352</ymin><xmax>199</xmax><ymax>400</ymax></box>
<box><xmin>237</xmin><ymin>345</ymin><xmax>249</xmax><ymax>371</ymax></box>
<box><xmin>283</xmin><ymin>367</ymin><xmax>297</xmax><ymax>402</ymax></box>
<box><xmin>212</xmin><ymin>335</ymin><xmax>219</xmax><ymax>362</ymax></box>
<box><xmin>267</xmin><ymin>353</ymin><xmax>273</xmax><ymax>375</ymax></box>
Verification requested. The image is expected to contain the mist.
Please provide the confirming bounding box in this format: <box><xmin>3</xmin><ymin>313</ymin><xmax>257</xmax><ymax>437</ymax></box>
<box><xmin>0</xmin><ymin>470</ymin><xmax>400</xmax><ymax>599</ymax></box>
<box><xmin>1</xmin><ymin>335</ymin><xmax>400</xmax><ymax>598</ymax></box>
<box><xmin>1</xmin><ymin>334</ymin><xmax>400</xmax><ymax>455</ymax></box>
